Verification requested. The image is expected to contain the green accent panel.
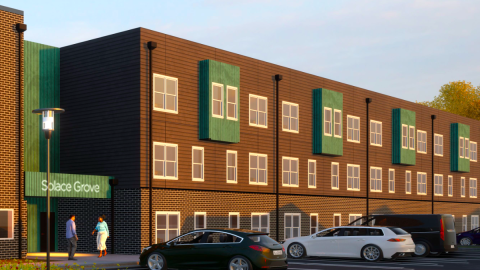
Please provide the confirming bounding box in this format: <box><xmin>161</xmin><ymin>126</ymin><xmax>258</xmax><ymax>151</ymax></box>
<box><xmin>25</xmin><ymin>171</ymin><xmax>112</xmax><ymax>198</ymax></box>
<box><xmin>392</xmin><ymin>108</ymin><xmax>416</xmax><ymax>165</ymax></box>
<box><xmin>24</xmin><ymin>41</ymin><xmax>60</xmax><ymax>173</ymax></box>
<box><xmin>26</xmin><ymin>197</ymin><xmax>58</xmax><ymax>252</ymax></box>
<box><xmin>199</xmin><ymin>59</ymin><xmax>240</xmax><ymax>143</ymax></box>
<box><xmin>450</xmin><ymin>123</ymin><xmax>470</xmax><ymax>172</ymax></box>
<box><xmin>312</xmin><ymin>88</ymin><xmax>343</xmax><ymax>156</ymax></box>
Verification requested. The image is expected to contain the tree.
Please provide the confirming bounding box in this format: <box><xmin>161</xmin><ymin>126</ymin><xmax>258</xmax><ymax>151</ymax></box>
<box><xmin>418</xmin><ymin>81</ymin><xmax>480</xmax><ymax>120</ymax></box>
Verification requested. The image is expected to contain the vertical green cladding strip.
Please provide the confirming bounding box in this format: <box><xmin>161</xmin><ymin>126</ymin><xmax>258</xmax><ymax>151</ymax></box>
<box><xmin>199</xmin><ymin>60</ymin><xmax>240</xmax><ymax>143</ymax></box>
<box><xmin>312</xmin><ymin>88</ymin><xmax>343</xmax><ymax>156</ymax></box>
<box><xmin>26</xmin><ymin>197</ymin><xmax>58</xmax><ymax>252</ymax></box>
<box><xmin>392</xmin><ymin>108</ymin><xmax>416</xmax><ymax>165</ymax></box>
<box><xmin>451</xmin><ymin>123</ymin><xmax>470</xmax><ymax>172</ymax></box>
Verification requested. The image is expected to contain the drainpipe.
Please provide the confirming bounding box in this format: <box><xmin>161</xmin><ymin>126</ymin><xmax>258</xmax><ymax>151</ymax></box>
<box><xmin>365</xmin><ymin>98</ymin><xmax>372</xmax><ymax>217</ymax></box>
<box><xmin>274</xmin><ymin>74</ymin><xmax>282</xmax><ymax>241</ymax></box>
<box><xmin>109</xmin><ymin>179</ymin><xmax>118</xmax><ymax>253</ymax></box>
<box><xmin>431</xmin><ymin>115</ymin><xmax>436</xmax><ymax>214</ymax></box>
<box><xmin>15</xmin><ymin>23</ymin><xmax>27</xmax><ymax>259</ymax></box>
<box><xmin>147</xmin><ymin>41</ymin><xmax>157</xmax><ymax>246</ymax></box>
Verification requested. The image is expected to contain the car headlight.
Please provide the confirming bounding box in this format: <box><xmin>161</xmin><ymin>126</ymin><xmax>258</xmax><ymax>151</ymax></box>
<box><xmin>142</xmin><ymin>246</ymin><xmax>151</xmax><ymax>253</ymax></box>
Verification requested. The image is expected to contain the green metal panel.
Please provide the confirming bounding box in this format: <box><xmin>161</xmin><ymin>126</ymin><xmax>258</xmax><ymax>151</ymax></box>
<box><xmin>312</xmin><ymin>88</ymin><xmax>343</xmax><ymax>156</ymax></box>
<box><xmin>199</xmin><ymin>59</ymin><xmax>240</xmax><ymax>143</ymax></box>
<box><xmin>451</xmin><ymin>123</ymin><xmax>470</xmax><ymax>172</ymax></box>
<box><xmin>25</xmin><ymin>172</ymin><xmax>112</xmax><ymax>198</ymax></box>
<box><xmin>26</xmin><ymin>197</ymin><xmax>58</xmax><ymax>252</ymax></box>
<box><xmin>392</xmin><ymin>108</ymin><xmax>416</xmax><ymax>165</ymax></box>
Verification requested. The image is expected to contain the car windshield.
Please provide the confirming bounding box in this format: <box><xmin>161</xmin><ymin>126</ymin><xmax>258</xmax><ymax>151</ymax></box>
<box><xmin>248</xmin><ymin>235</ymin><xmax>279</xmax><ymax>245</ymax></box>
<box><xmin>389</xmin><ymin>227</ymin><xmax>409</xmax><ymax>235</ymax></box>
<box><xmin>316</xmin><ymin>228</ymin><xmax>341</xmax><ymax>237</ymax></box>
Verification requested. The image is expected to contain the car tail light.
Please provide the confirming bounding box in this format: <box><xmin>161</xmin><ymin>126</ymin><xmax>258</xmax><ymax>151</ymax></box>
<box><xmin>249</xmin><ymin>245</ymin><xmax>270</xmax><ymax>252</ymax></box>
<box><xmin>440</xmin><ymin>219</ymin><xmax>445</xmax><ymax>241</ymax></box>
<box><xmin>387</xmin><ymin>238</ymin><xmax>406</xmax><ymax>242</ymax></box>
<box><xmin>282</xmin><ymin>245</ymin><xmax>285</xmax><ymax>253</ymax></box>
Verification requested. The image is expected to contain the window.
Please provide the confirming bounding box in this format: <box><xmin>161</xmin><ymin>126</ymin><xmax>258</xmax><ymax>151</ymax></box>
<box><xmin>226</xmin><ymin>86</ymin><xmax>238</xmax><ymax>120</ymax></box>
<box><xmin>406</xmin><ymin>171</ymin><xmax>412</xmax><ymax>194</ymax></box>
<box><xmin>249</xmin><ymin>94</ymin><xmax>267</xmax><ymax>128</ymax></box>
<box><xmin>333</xmin><ymin>214</ymin><xmax>341</xmax><ymax>227</ymax></box>
<box><xmin>402</xmin><ymin>124</ymin><xmax>408</xmax><ymax>149</ymax></box>
<box><xmin>370</xmin><ymin>167</ymin><xmax>382</xmax><ymax>192</ymax></box>
<box><xmin>226</xmin><ymin>150</ymin><xmax>237</xmax><ymax>183</ymax></box>
<box><xmin>334</xmin><ymin>109</ymin><xmax>342</xmax><ymax>138</ymax></box>
<box><xmin>417</xmin><ymin>130</ymin><xmax>427</xmax><ymax>154</ymax></box>
<box><xmin>347</xmin><ymin>115</ymin><xmax>360</xmax><ymax>143</ymax></box>
<box><xmin>282</xmin><ymin>157</ymin><xmax>299</xmax><ymax>187</ymax></box>
<box><xmin>448</xmin><ymin>175</ymin><xmax>453</xmax><ymax>197</ymax></box>
<box><xmin>434</xmin><ymin>174</ymin><xmax>443</xmax><ymax>196</ymax></box>
<box><xmin>154</xmin><ymin>142</ymin><xmax>178</xmax><ymax>180</ymax></box>
<box><xmin>472</xmin><ymin>216</ymin><xmax>479</xmax><ymax>230</ymax></box>
<box><xmin>470</xmin><ymin>178</ymin><xmax>477</xmax><ymax>198</ymax></box>
<box><xmin>249</xmin><ymin>153</ymin><xmax>268</xmax><ymax>185</ymax></box>
<box><xmin>192</xmin><ymin>147</ymin><xmax>204</xmax><ymax>181</ymax></box>
<box><xmin>388</xmin><ymin>169</ymin><xmax>395</xmax><ymax>193</ymax></box>
<box><xmin>284</xmin><ymin>213</ymin><xmax>301</xmax><ymax>240</ymax></box>
<box><xmin>347</xmin><ymin>164</ymin><xmax>360</xmax><ymax>191</ymax></box>
<box><xmin>471</xmin><ymin>141</ymin><xmax>477</xmax><ymax>162</ymax></box>
<box><xmin>0</xmin><ymin>209</ymin><xmax>14</xmax><ymax>239</ymax></box>
<box><xmin>153</xmin><ymin>74</ymin><xmax>178</xmax><ymax>113</ymax></box>
<box><xmin>462</xmin><ymin>215</ymin><xmax>467</xmax><ymax>231</ymax></box>
<box><xmin>349</xmin><ymin>214</ymin><xmax>363</xmax><ymax>226</ymax></box>
<box><xmin>156</xmin><ymin>212</ymin><xmax>180</xmax><ymax>243</ymax></box>
<box><xmin>370</xmin><ymin>120</ymin><xmax>382</xmax><ymax>146</ymax></box>
<box><xmin>417</xmin><ymin>172</ymin><xmax>427</xmax><ymax>195</ymax></box>
<box><xmin>310</xmin><ymin>214</ymin><xmax>318</xmax><ymax>235</ymax></box>
<box><xmin>434</xmin><ymin>134</ymin><xmax>443</xmax><ymax>156</ymax></box>
<box><xmin>251</xmin><ymin>213</ymin><xmax>269</xmax><ymax>233</ymax></box>
<box><xmin>194</xmin><ymin>212</ymin><xmax>207</xmax><ymax>230</ymax></box>
<box><xmin>282</xmin><ymin>101</ymin><xmax>299</xmax><ymax>133</ymax></box>
<box><xmin>229</xmin><ymin>213</ymin><xmax>240</xmax><ymax>229</ymax></box>
<box><xmin>308</xmin><ymin>160</ymin><xmax>316</xmax><ymax>188</ymax></box>
<box><xmin>212</xmin><ymin>82</ymin><xmax>224</xmax><ymax>118</ymax></box>
<box><xmin>409</xmin><ymin>126</ymin><xmax>415</xmax><ymax>150</ymax></box>
<box><xmin>324</xmin><ymin>107</ymin><xmax>332</xmax><ymax>136</ymax></box>
<box><xmin>465</xmin><ymin>138</ymin><xmax>470</xmax><ymax>160</ymax></box>
<box><xmin>459</xmin><ymin>137</ymin><xmax>465</xmax><ymax>158</ymax></box>
<box><xmin>461</xmin><ymin>177</ymin><xmax>466</xmax><ymax>197</ymax></box>
<box><xmin>331</xmin><ymin>162</ymin><xmax>339</xmax><ymax>190</ymax></box>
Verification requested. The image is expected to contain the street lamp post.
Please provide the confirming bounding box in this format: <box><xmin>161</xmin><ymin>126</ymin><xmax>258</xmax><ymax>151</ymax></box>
<box><xmin>32</xmin><ymin>108</ymin><xmax>64</xmax><ymax>270</ymax></box>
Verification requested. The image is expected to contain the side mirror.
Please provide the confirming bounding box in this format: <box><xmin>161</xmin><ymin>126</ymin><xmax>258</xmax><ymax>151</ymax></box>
<box><xmin>169</xmin><ymin>241</ymin><xmax>176</xmax><ymax>246</ymax></box>
<box><xmin>311</xmin><ymin>235</ymin><xmax>317</xmax><ymax>239</ymax></box>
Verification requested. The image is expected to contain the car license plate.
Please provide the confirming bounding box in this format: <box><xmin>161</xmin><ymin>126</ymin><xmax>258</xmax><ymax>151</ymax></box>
<box><xmin>273</xmin><ymin>250</ymin><xmax>282</xmax><ymax>255</ymax></box>
<box><xmin>451</xmin><ymin>245</ymin><xmax>455</xmax><ymax>248</ymax></box>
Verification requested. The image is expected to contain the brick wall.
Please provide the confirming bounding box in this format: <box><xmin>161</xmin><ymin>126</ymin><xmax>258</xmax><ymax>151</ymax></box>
<box><xmin>115</xmin><ymin>189</ymin><xmax>142</xmax><ymax>254</ymax></box>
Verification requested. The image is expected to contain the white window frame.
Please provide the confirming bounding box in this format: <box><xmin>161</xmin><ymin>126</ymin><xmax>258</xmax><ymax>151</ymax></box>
<box><xmin>417</xmin><ymin>130</ymin><xmax>427</xmax><ymax>154</ymax></box>
<box><xmin>331</xmin><ymin>162</ymin><xmax>339</xmax><ymax>190</ymax></box>
<box><xmin>194</xmin><ymin>212</ymin><xmax>207</xmax><ymax>230</ymax></box>
<box><xmin>153</xmin><ymin>142</ymin><xmax>178</xmax><ymax>180</ymax></box>
<box><xmin>333</xmin><ymin>213</ymin><xmax>342</xmax><ymax>227</ymax></box>
<box><xmin>370</xmin><ymin>166</ymin><xmax>382</xmax><ymax>192</ymax></box>
<box><xmin>388</xmin><ymin>169</ymin><xmax>395</xmax><ymax>193</ymax></box>
<box><xmin>349</xmin><ymin>214</ymin><xmax>363</xmax><ymax>226</ymax></box>
<box><xmin>402</xmin><ymin>124</ymin><xmax>408</xmax><ymax>149</ymax></box>
<box><xmin>282</xmin><ymin>101</ymin><xmax>299</xmax><ymax>133</ymax></box>
<box><xmin>472</xmin><ymin>215</ymin><xmax>479</xmax><ymax>230</ymax></box>
<box><xmin>282</xmin><ymin>157</ymin><xmax>299</xmax><ymax>187</ymax></box>
<box><xmin>347</xmin><ymin>164</ymin><xmax>360</xmax><ymax>191</ymax></box>
<box><xmin>0</xmin><ymin>209</ymin><xmax>14</xmax><ymax>240</ymax></box>
<box><xmin>347</xmin><ymin>115</ymin><xmax>360</xmax><ymax>143</ymax></box>
<box><xmin>434</xmin><ymin>134</ymin><xmax>443</xmax><ymax>157</ymax></box>
<box><xmin>461</xmin><ymin>177</ymin><xmax>466</xmax><ymax>197</ymax></box>
<box><xmin>470</xmin><ymin>178</ymin><xmax>477</xmax><ymax>198</ymax></box>
<box><xmin>153</xmin><ymin>74</ymin><xmax>178</xmax><ymax>114</ymax></box>
<box><xmin>226</xmin><ymin>86</ymin><xmax>238</xmax><ymax>121</ymax></box>
<box><xmin>334</xmin><ymin>109</ymin><xmax>342</xmax><ymax>138</ymax></box>
<box><xmin>459</xmin><ymin>137</ymin><xmax>465</xmax><ymax>158</ymax></box>
<box><xmin>470</xmin><ymin>141</ymin><xmax>477</xmax><ymax>162</ymax></box>
<box><xmin>212</xmin><ymin>82</ymin><xmax>224</xmax><ymax>118</ymax></box>
<box><xmin>249</xmin><ymin>153</ymin><xmax>268</xmax><ymax>185</ymax></box>
<box><xmin>192</xmin><ymin>146</ymin><xmax>204</xmax><ymax>182</ymax></box>
<box><xmin>434</xmin><ymin>174</ymin><xmax>443</xmax><ymax>196</ymax></box>
<box><xmin>462</xmin><ymin>215</ymin><xmax>468</xmax><ymax>231</ymax></box>
<box><xmin>409</xmin><ymin>126</ymin><xmax>415</xmax><ymax>150</ymax></box>
<box><xmin>310</xmin><ymin>213</ymin><xmax>318</xmax><ymax>235</ymax></box>
<box><xmin>229</xmin><ymin>212</ymin><xmax>240</xmax><ymax>229</ymax></box>
<box><xmin>405</xmin><ymin>171</ymin><xmax>412</xmax><ymax>194</ymax></box>
<box><xmin>324</xmin><ymin>107</ymin><xmax>332</xmax><ymax>136</ymax></box>
<box><xmin>284</xmin><ymin>213</ymin><xmax>301</xmax><ymax>240</ymax></box>
<box><xmin>465</xmin><ymin>138</ymin><xmax>470</xmax><ymax>160</ymax></box>
<box><xmin>226</xmin><ymin>150</ymin><xmax>237</xmax><ymax>184</ymax></box>
<box><xmin>370</xmin><ymin>120</ymin><xmax>382</xmax><ymax>147</ymax></box>
<box><xmin>448</xmin><ymin>175</ymin><xmax>453</xmax><ymax>197</ymax></box>
<box><xmin>308</xmin><ymin>159</ymin><xmax>316</xmax><ymax>188</ymax></box>
<box><xmin>417</xmin><ymin>172</ymin><xmax>427</xmax><ymax>195</ymax></box>
<box><xmin>251</xmin><ymin>213</ymin><xmax>269</xmax><ymax>233</ymax></box>
<box><xmin>249</xmin><ymin>94</ymin><xmax>268</xmax><ymax>128</ymax></box>
<box><xmin>155</xmin><ymin>211</ymin><xmax>180</xmax><ymax>244</ymax></box>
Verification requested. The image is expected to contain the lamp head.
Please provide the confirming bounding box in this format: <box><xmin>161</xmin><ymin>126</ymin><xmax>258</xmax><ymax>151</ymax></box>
<box><xmin>32</xmin><ymin>108</ymin><xmax>65</xmax><ymax>138</ymax></box>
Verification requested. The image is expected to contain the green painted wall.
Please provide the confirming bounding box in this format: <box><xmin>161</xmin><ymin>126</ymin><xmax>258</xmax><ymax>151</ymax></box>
<box><xmin>392</xmin><ymin>108</ymin><xmax>416</xmax><ymax>165</ymax></box>
<box><xmin>199</xmin><ymin>59</ymin><xmax>240</xmax><ymax>143</ymax></box>
<box><xmin>312</xmin><ymin>88</ymin><xmax>343</xmax><ymax>156</ymax></box>
<box><xmin>451</xmin><ymin>123</ymin><xmax>470</xmax><ymax>172</ymax></box>
<box><xmin>26</xmin><ymin>197</ymin><xmax>58</xmax><ymax>253</ymax></box>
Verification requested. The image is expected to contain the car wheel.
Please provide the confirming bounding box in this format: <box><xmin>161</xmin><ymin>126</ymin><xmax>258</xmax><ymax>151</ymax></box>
<box><xmin>361</xmin><ymin>244</ymin><xmax>383</xmax><ymax>262</ymax></box>
<box><xmin>147</xmin><ymin>252</ymin><xmax>167</xmax><ymax>270</ymax></box>
<box><xmin>413</xmin><ymin>241</ymin><xmax>430</xmax><ymax>257</ymax></box>
<box><xmin>460</xmin><ymin>237</ymin><xmax>472</xmax><ymax>246</ymax></box>
<box><xmin>228</xmin><ymin>255</ymin><xmax>252</xmax><ymax>270</ymax></box>
<box><xmin>287</xmin><ymin>242</ymin><xmax>306</xmax><ymax>259</ymax></box>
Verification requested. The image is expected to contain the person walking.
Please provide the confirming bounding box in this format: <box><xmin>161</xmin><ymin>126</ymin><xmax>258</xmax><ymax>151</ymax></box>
<box><xmin>66</xmin><ymin>215</ymin><xmax>78</xmax><ymax>260</ymax></box>
<box><xmin>92</xmin><ymin>215</ymin><xmax>109</xmax><ymax>258</ymax></box>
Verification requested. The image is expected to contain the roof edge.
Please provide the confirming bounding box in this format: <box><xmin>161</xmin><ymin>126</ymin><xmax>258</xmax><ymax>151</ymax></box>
<box><xmin>0</xmin><ymin>5</ymin><xmax>24</xmax><ymax>15</ymax></box>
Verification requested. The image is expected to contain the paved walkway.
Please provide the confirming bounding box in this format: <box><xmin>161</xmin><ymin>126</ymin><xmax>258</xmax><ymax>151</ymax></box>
<box><xmin>27</xmin><ymin>252</ymin><xmax>140</xmax><ymax>269</ymax></box>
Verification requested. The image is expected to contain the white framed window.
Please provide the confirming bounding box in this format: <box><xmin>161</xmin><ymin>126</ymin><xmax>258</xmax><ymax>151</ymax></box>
<box><xmin>459</xmin><ymin>137</ymin><xmax>465</xmax><ymax>158</ymax></box>
<box><xmin>334</xmin><ymin>109</ymin><xmax>342</xmax><ymax>138</ymax></box>
<box><xmin>324</xmin><ymin>107</ymin><xmax>332</xmax><ymax>136</ymax></box>
<box><xmin>405</xmin><ymin>171</ymin><xmax>412</xmax><ymax>194</ymax></box>
<box><xmin>308</xmin><ymin>160</ymin><xmax>316</xmax><ymax>188</ymax></box>
<box><xmin>347</xmin><ymin>115</ymin><xmax>360</xmax><ymax>143</ymax></box>
<box><xmin>462</xmin><ymin>215</ymin><xmax>467</xmax><ymax>231</ymax></box>
<box><xmin>226</xmin><ymin>150</ymin><xmax>237</xmax><ymax>183</ymax></box>
<box><xmin>434</xmin><ymin>134</ymin><xmax>443</xmax><ymax>156</ymax></box>
<box><xmin>192</xmin><ymin>146</ymin><xmax>204</xmax><ymax>181</ymax></box>
<box><xmin>153</xmin><ymin>74</ymin><xmax>178</xmax><ymax>113</ymax></box>
<box><xmin>229</xmin><ymin>212</ymin><xmax>240</xmax><ymax>229</ymax></box>
<box><xmin>470</xmin><ymin>178</ymin><xmax>477</xmax><ymax>198</ymax></box>
<box><xmin>465</xmin><ymin>138</ymin><xmax>470</xmax><ymax>160</ymax></box>
<box><xmin>310</xmin><ymin>214</ymin><xmax>318</xmax><ymax>235</ymax></box>
<box><xmin>226</xmin><ymin>86</ymin><xmax>238</xmax><ymax>121</ymax></box>
<box><xmin>249</xmin><ymin>94</ymin><xmax>267</xmax><ymax>128</ymax></box>
<box><xmin>156</xmin><ymin>211</ymin><xmax>180</xmax><ymax>243</ymax></box>
<box><xmin>472</xmin><ymin>216</ymin><xmax>479</xmax><ymax>230</ymax></box>
<box><xmin>282</xmin><ymin>101</ymin><xmax>299</xmax><ymax>133</ymax></box>
<box><xmin>153</xmin><ymin>142</ymin><xmax>178</xmax><ymax>180</ymax></box>
<box><xmin>409</xmin><ymin>126</ymin><xmax>415</xmax><ymax>150</ymax></box>
<box><xmin>249</xmin><ymin>153</ymin><xmax>268</xmax><ymax>185</ymax></box>
<box><xmin>331</xmin><ymin>162</ymin><xmax>339</xmax><ymax>190</ymax></box>
<box><xmin>370</xmin><ymin>167</ymin><xmax>382</xmax><ymax>192</ymax></box>
<box><xmin>347</xmin><ymin>164</ymin><xmax>360</xmax><ymax>191</ymax></box>
<box><xmin>388</xmin><ymin>169</ymin><xmax>395</xmax><ymax>193</ymax></box>
<box><xmin>448</xmin><ymin>175</ymin><xmax>453</xmax><ymax>197</ymax></box>
<box><xmin>417</xmin><ymin>172</ymin><xmax>427</xmax><ymax>195</ymax></box>
<box><xmin>194</xmin><ymin>212</ymin><xmax>207</xmax><ymax>230</ymax></box>
<box><xmin>434</xmin><ymin>174</ymin><xmax>443</xmax><ymax>196</ymax></box>
<box><xmin>370</xmin><ymin>120</ymin><xmax>382</xmax><ymax>146</ymax></box>
<box><xmin>212</xmin><ymin>82</ymin><xmax>224</xmax><ymax>118</ymax></box>
<box><xmin>0</xmin><ymin>209</ymin><xmax>14</xmax><ymax>239</ymax></box>
<box><xmin>282</xmin><ymin>157</ymin><xmax>299</xmax><ymax>187</ymax></box>
<box><xmin>349</xmin><ymin>214</ymin><xmax>363</xmax><ymax>226</ymax></box>
<box><xmin>402</xmin><ymin>124</ymin><xmax>408</xmax><ymax>149</ymax></box>
<box><xmin>417</xmin><ymin>130</ymin><xmax>427</xmax><ymax>154</ymax></box>
<box><xmin>461</xmin><ymin>177</ymin><xmax>466</xmax><ymax>197</ymax></box>
<box><xmin>284</xmin><ymin>213</ymin><xmax>301</xmax><ymax>240</ymax></box>
<box><xmin>251</xmin><ymin>213</ymin><xmax>269</xmax><ymax>233</ymax></box>
<box><xmin>333</xmin><ymin>214</ymin><xmax>342</xmax><ymax>227</ymax></box>
<box><xmin>471</xmin><ymin>141</ymin><xmax>477</xmax><ymax>162</ymax></box>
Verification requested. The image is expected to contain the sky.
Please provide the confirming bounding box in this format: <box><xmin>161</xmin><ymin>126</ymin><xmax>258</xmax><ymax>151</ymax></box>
<box><xmin>6</xmin><ymin>0</ymin><xmax>480</xmax><ymax>102</ymax></box>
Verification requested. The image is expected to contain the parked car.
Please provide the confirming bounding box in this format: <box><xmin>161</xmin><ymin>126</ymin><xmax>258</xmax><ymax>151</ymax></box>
<box><xmin>139</xmin><ymin>228</ymin><xmax>288</xmax><ymax>270</ymax></box>
<box><xmin>349</xmin><ymin>214</ymin><xmax>457</xmax><ymax>257</ymax></box>
<box><xmin>283</xmin><ymin>226</ymin><xmax>415</xmax><ymax>262</ymax></box>
<box><xmin>457</xmin><ymin>227</ymin><xmax>480</xmax><ymax>246</ymax></box>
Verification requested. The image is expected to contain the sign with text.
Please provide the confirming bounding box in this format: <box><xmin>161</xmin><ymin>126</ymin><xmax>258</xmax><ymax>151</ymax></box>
<box><xmin>25</xmin><ymin>171</ymin><xmax>112</xmax><ymax>198</ymax></box>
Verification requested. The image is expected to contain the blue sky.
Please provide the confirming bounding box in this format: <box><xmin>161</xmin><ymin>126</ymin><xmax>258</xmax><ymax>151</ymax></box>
<box><xmin>7</xmin><ymin>0</ymin><xmax>480</xmax><ymax>102</ymax></box>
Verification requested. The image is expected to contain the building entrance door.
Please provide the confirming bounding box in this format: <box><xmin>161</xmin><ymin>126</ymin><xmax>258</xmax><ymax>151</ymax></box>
<box><xmin>40</xmin><ymin>212</ymin><xmax>56</xmax><ymax>252</ymax></box>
